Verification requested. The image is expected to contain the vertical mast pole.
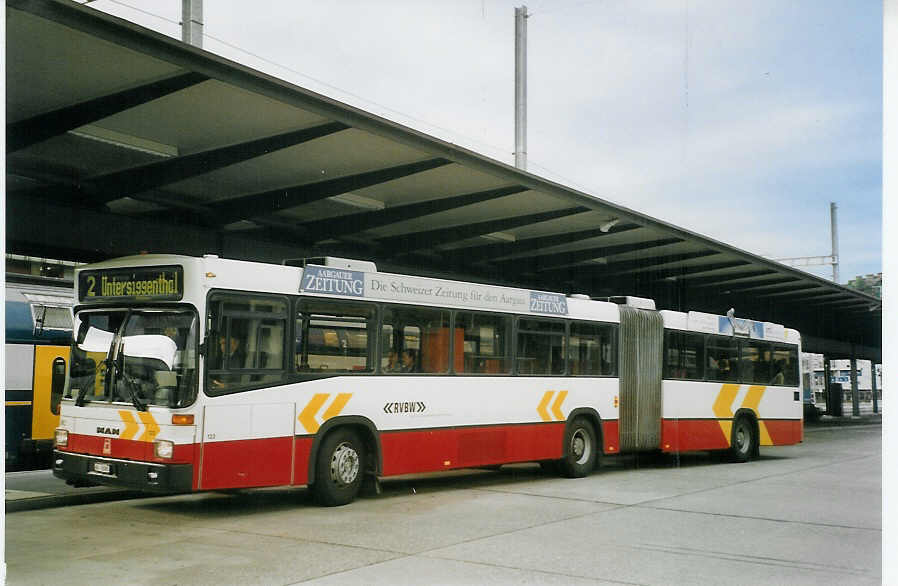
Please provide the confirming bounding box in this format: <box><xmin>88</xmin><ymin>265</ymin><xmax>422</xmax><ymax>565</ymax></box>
<box><xmin>830</xmin><ymin>202</ymin><xmax>840</xmax><ymax>283</ymax></box>
<box><xmin>514</xmin><ymin>5</ymin><xmax>528</xmax><ymax>170</ymax></box>
<box><xmin>182</xmin><ymin>0</ymin><xmax>203</xmax><ymax>48</ymax></box>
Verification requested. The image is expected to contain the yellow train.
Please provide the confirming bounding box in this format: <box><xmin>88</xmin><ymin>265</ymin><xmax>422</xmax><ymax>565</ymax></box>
<box><xmin>5</xmin><ymin>277</ymin><xmax>72</xmax><ymax>470</ymax></box>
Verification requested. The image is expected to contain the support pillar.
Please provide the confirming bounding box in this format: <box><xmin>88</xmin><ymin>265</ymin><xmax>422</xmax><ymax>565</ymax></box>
<box><xmin>850</xmin><ymin>348</ymin><xmax>860</xmax><ymax>416</ymax></box>
<box><xmin>872</xmin><ymin>362</ymin><xmax>879</xmax><ymax>414</ymax></box>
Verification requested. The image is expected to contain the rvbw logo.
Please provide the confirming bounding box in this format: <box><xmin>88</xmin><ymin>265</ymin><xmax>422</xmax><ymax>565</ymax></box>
<box><xmin>383</xmin><ymin>401</ymin><xmax>426</xmax><ymax>414</ymax></box>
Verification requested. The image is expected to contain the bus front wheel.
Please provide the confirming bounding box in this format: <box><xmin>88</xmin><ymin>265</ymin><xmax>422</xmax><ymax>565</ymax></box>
<box><xmin>559</xmin><ymin>417</ymin><xmax>597</xmax><ymax>478</ymax></box>
<box><xmin>313</xmin><ymin>428</ymin><xmax>365</xmax><ymax>506</ymax></box>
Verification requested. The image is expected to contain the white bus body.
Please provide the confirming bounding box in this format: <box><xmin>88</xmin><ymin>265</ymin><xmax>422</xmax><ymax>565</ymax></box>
<box><xmin>53</xmin><ymin>254</ymin><xmax>802</xmax><ymax>504</ymax></box>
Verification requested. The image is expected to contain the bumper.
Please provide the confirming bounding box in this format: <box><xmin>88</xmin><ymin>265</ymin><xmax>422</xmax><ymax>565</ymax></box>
<box><xmin>53</xmin><ymin>450</ymin><xmax>193</xmax><ymax>493</ymax></box>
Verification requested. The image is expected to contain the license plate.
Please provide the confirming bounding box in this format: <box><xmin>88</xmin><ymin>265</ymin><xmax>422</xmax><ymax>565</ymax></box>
<box><xmin>93</xmin><ymin>462</ymin><xmax>112</xmax><ymax>474</ymax></box>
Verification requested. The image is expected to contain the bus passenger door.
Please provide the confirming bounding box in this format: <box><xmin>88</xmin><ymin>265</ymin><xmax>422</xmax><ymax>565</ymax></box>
<box><xmin>200</xmin><ymin>403</ymin><xmax>294</xmax><ymax>490</ymax></box>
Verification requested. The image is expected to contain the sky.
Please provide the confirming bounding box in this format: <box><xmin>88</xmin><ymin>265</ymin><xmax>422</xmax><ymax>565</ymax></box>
<box><xmin>83</xmin><ymin>0</ymin><xmax>883</xmax><ymax>284</ymax></box>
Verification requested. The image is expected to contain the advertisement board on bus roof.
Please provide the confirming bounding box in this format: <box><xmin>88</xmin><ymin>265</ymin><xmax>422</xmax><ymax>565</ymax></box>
<box><xmin>300</xmin><ymin>264</ymin><xmax>568</xmax><ymax>316</ymax></box>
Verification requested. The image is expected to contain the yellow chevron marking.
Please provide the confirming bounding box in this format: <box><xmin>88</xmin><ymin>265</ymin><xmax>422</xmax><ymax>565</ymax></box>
<box><xmin>757</xmin><ymin>421</ymin><xmax>773</xmax><ymax>446</ymax></box>
<box><xmin>537</xmin><ymin>391</ymin><xmax>554</xmax><ymax>422</ymax></box>
<box><xmin>741</xmin><ymin>385</ymin><xmax>765</xmax><ymax>414</ymax></box>
<box><xmin>713</xmin><ymin>383</ymin><xmax>740</xmax><ymax>444</ymax></box>
<box><xmin>322</xmin><ymin>393</ymin><xmax>352</xmax><ymax>421</ymax></box>
<box><xmin>741</xmin><ymin>385</ymin><xmax>773</xmax><ymax>445</ymax></box>
<box><xmin>137</xmin><ymin>412</ymin><xmax>160</xmax><ymax>442</ymax></box>
<box><xmin>119</xmin><ymin>411</ymin><xmax>139</xmax><ymax>440</ymax></box>
<box><xmin>298</xmin><ymin>393</ymin><xmax>329</xmax><ymax>434</ymax></box>
<box><xmin>551</xmin><ymin>390</ymin><xmax>568</xmax><ymax>421</ymax></box>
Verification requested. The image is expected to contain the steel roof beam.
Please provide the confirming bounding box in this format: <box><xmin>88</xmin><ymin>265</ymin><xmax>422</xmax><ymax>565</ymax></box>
<box><xmin>757</xmin><ymin>288</ymin><xmax>835</xmax><ymax>299</ymax></box>
<box><xmin>673</xmin><ymin>270</ymin><xmax>779</xmax><ymax>288</ymax></box>
<box><xmin>295</xmin><ymin>185</ymin><xmax>528</xmax><ymax>243</ymax></box>
<box><xmin>7</xmin><ymin>71</ymin><xmax>208</xmax><ymax>152</ymax></box>
<box><xmin>35</xmin><ymin>122</ymin><xmax>350</xmax><ymax>206</ymax></box>
<box><xmin>745</xmin><ymin>284</ymin><xmax>826</xmax><ymax>296</ymax></box>
<box><xmin>630</xmin><ymin>260</ymin><xmax>751</xmax><ymax>281</ymax></box>
<box><xmin>492</xmin><ymin>238</ymin><xmax>683</xmax><ymax>273</ymax></box>
<box><xmin>704</xmin><ymin>276</ymin><xmax>803</xmax><ymax>292</ymax></box>
<box><xmin>210</xmin><ymin>157</ymin><xmax>452</xmax><ymax>226</ymax></box>
<box><xmin>378</xmin><ymin>207</ymin><xmax>590</xmax><ymax>252</ymax></box>
<box><xmin>797</xmin><ymin>294</ymin><xmax>871</xmax><ymax>306</ymax></box>
<box><xmin>440</xmin><ymin>222</ymin><xmax>643</xmax><ymax>264</ymax></box>
<box><xmin>594</xmin><ymin>251</ymin><xmax>724</xmax><ymax>277</ymax></box>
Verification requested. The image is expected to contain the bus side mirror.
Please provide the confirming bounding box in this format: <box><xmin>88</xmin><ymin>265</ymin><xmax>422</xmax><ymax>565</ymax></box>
<box><xmin>50</xmin><ymin>357</ymin><xmax>66</xmax><ymax>415</ymax></box>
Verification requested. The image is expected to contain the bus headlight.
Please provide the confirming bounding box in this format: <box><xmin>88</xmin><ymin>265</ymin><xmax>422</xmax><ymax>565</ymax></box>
<box><xmin>154</xmin><ymin>439</ymin><xmax>174</xmax><ymax>459</ymax></box>
<box><xmin>54</xmin><ymin>428</ymin><xmax>69</xmax><ymax>448</ymax></box>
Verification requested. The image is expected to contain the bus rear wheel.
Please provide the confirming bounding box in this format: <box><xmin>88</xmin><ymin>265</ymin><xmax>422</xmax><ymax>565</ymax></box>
<box><xmin>729</xmin><ymin>416</ymin><xmax>756</xmax><ymax>463</ymax></box>
<box><xmin>313</xmin><ymin>428</ymin><xmax>365</xmax><ymax>506</ymax></box>
<box><xmin>559</xmin><ymin>417</ymin><xmax>597</xmax><ymax>478</ymax></box>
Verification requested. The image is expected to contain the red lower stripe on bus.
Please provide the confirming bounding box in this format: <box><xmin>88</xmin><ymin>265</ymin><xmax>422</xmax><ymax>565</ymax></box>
<box><xmin>660</xmin><ymin>418</ymin><xmax>802</xmax><ymax>453</ymax></box>
<box><xmin>64</xmin><ymin>433</ymin><xmax>196</xmax><ymax>464</ymax></box>
<box><xmin>764</xmin><ymin>419</ymin><xmax>802</xmax><ymax>445</ymax></box>
<box><xmin>660</xmin><ymin>420</ymin><xmax>730</xmax><ymax>452</ymax></box>
<box><xmin>379</xmin><ymin>423</ymin><xmax>567</xmax><ymax>476</ymax></box>
<box><xmin>200</xmin><ymin>437</ymin><xmax>293</xmax><ymax>490</ymax></box>
<box><xmin>602</xmin><ymin>420</ymin><xmax>620</xmax><ymax>454</ymax></box>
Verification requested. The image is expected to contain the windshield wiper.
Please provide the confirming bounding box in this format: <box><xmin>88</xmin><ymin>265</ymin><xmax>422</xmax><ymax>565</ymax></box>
<box><xmin>75</xmin><ymin>358</ymin><xmax>105</xmax><ymax>407</ymax></box>
<box><xmin>119</xmin><ymin>368</ymin><xmax>147</xmax><ymax>412</ymax></box>
<box><xmin>113</xmin><ymin>348</ymin><xmax>146</xmax><ymax>411</ymax></box>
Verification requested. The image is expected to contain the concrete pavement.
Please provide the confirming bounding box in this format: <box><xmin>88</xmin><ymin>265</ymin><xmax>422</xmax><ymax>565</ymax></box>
<box><xmin>4</xmin><ymin>422</ymin><xmax>881</xmax><ymax>585</ymax></box>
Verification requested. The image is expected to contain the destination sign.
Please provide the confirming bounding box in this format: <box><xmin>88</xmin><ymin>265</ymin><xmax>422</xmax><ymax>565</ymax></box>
<box><xmin>79</xmin><ymin>266</ymin><xmax>183</xmax><ymax>302</ymax></box>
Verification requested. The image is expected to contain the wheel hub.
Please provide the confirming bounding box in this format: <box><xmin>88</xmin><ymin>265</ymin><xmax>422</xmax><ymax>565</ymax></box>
<box><xmin>571</xmin><ymin>429</ymin><xmax>591</xmax><ymax>464</ymax></box>
<box><xmin>330</xmin><ymin>442</ymin><xmax>360</xmax><ymax>486</ymax></box>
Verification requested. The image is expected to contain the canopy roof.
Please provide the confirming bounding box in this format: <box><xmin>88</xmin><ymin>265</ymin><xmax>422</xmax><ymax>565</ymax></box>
<box><xmin>6</xmin><ymin>0</ymin><xmax>881</xmax><ymax>359</ymax></box>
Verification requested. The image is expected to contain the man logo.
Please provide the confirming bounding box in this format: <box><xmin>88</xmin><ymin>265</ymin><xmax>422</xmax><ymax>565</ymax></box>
<box><xmin>96</xmin><ymin>426</ymin><xmax>120</xmax><ymax>436</ymax></box>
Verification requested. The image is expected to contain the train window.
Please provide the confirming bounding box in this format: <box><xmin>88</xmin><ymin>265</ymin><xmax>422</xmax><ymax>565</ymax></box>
<box><xmin>516</xmin><ymin>318</ymin><xmax>565</xmax><ymax>375</ymax></box>
<box><xmin>664</xmin><ymin>331</ymin><xmax>704</xmax><ymax>380</ymax></box>
<box><xmin>382</xmin><ymin>306</ymin><xmax>450</xmax><ymax>374</ymax></box>
<box><xmin>771</xmin><ymin>345</ymin><xmax>800</xmax><ymax>387</ymax></box>
<box><xmin>569</xmin><ymin>322</ymin><xmax>616</xmax><ymax>376</ymax></box>
<box><xmin>31</xmin><ymin>305</ymin><xmax>73</xmax><ymax>332</ymax></box>
<box><xmin>455</xmin><ymin>312</ymin><xmax>512</xmax><ymax>374</ymax></box>
<box><xmin>208</xmin><ymin>294</ymin><xmax>288</xmax><ymax>393</ymax></box>
<box><xmin>739</xmin><ymin>340</ymin><xmax>772</xmax><ymax>384</ymax></box>
<box><xmin>705</xmin><ymin>336</ymin><xmax>739</xmax><ymax>382</ymax></box>
<box><xmin>296</xmin><ymin>298</ymin><xmax>375</xmax><ymax>374</ymax></box>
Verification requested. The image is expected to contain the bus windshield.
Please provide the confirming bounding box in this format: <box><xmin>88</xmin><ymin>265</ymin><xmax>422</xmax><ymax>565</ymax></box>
<box><xmin>65</xmin><ymin>309</ymin><xmax>198</xmax><ymax>409</ymax></box>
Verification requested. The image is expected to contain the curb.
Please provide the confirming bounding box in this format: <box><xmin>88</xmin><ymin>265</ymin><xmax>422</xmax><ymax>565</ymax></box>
<box><xmin>6</xmin><ymin>490</ymin><xmax>145</xmax><ymax>513</ymax></box>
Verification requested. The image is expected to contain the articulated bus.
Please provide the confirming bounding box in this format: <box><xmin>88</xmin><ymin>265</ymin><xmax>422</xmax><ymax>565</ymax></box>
<box><xmin>53</xmin><ymin>254</ymin><xmax>802</xmax><ymax>505</ymax></box>
<box><xmin>5</xmin><ymin>277</ymin><xmax>73</xmax><ymax>470</ymax></box>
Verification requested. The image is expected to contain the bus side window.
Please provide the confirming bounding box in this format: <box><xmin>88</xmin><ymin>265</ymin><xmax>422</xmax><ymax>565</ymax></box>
<box><xmin>772</xmin><ymin>344</ymin><xmax>799</xmax><ymax>387</ymax></box>
<box><xmin>739</xmin><ymin>340</ymin><xmax>772</xmax><ymax>385</ymax></box>
<box><xmin>517</xmin><ymin>318</ymin><xmax>565</xmax><ymax>375</ymax></box>
<box><xmin>569</xmin><ymin>322</ymin><xmax>616</xmax><ymax>376</ymax></box>
<box><xmin>455</xmin><ymin>312</ymin><xmax>511</xmax><ymax>374</ymax></box>
<box><xmin>296</xmin><ymin>298</ymin><xmax>375</xmax><ymax>373</ymax></box>
<box><xmin>207</xmin><ymin>294</ymin><xmax>288</xmax><ymax>392</ymax></box>
<box><xmin>706</xmin><ymin>335</ymin><xmax>738</xmax><ymax>382</ymax></box>
<box><xmin>382</xmin><ymin>305</ymin><xmax>450</xmax><ymax>374</ymax></box>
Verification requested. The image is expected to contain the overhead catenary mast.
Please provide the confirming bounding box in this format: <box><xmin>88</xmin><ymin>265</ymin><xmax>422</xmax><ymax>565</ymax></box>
<box><xmin>514</xmin><ymin>5</ymin><xmax>528</xmax><ymax>170</ymax></box>
<box><xmin>773</xmin><ymin>202</ymin><xmax>840</xmax><ymax>283</ymax></box>
<box><xmin>181</xmin><ymin>0</ymin><xmax>203</xmax><ymax>48</ymax></box>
